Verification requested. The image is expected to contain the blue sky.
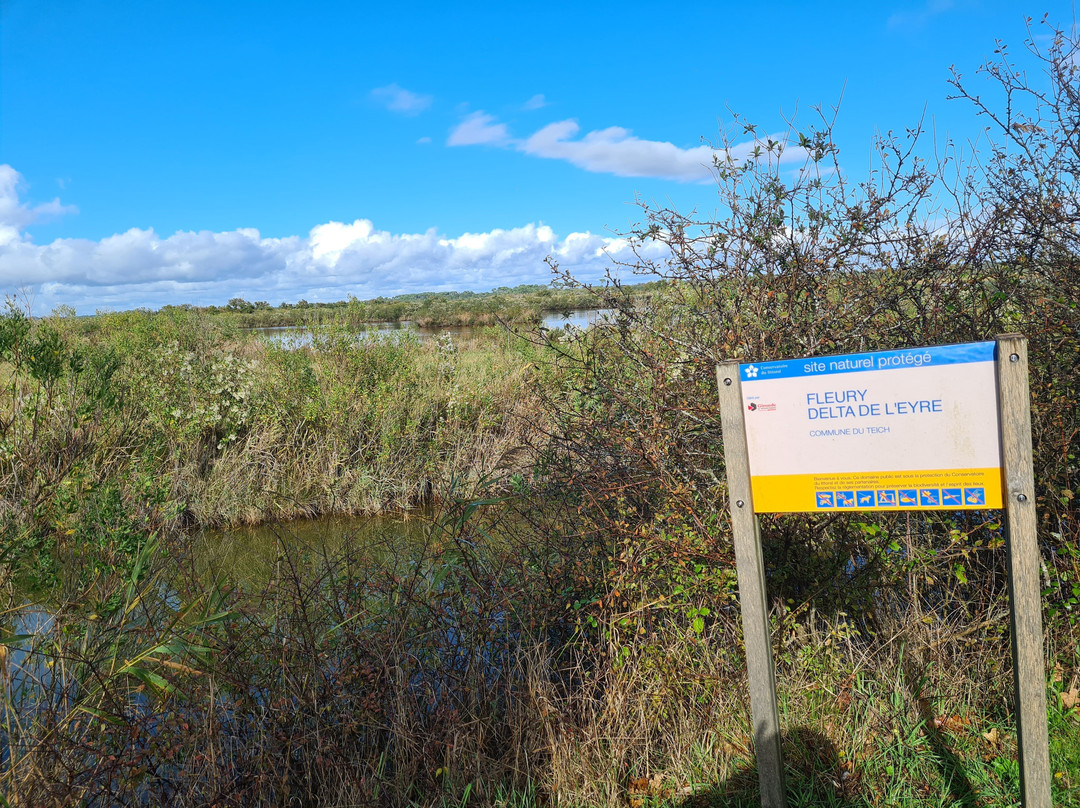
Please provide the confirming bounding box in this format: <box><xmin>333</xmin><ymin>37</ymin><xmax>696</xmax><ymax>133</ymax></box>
<box><xmin>1</xmin><ymin>0</ymin><xmax>1074</xmax><ymax>313</ymax></box>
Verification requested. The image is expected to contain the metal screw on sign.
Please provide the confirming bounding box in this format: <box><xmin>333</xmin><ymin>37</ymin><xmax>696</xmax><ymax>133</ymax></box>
<box><xmin>1010</xmin><ymin>353</ymin><xmax>1020</xmax><ymax>363</ymax></box>
<box><xmin>1017</xmin><ymin>493</ymin><xmax>1028</xmax><ymax>502</ymax></box>
<box><xmin>724</xmin><ymin>377</ymin><xmax>733</xmax><ymax>386</ymax></box>
<box><xmin>735</xmin><ymin>500</ymin><xmax>745</xmax><ymax>508</ymax></box>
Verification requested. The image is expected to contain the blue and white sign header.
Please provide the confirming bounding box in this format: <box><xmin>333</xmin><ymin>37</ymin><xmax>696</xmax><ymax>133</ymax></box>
<box><xmin>740</xmin><ymin>341</ymin><xmax>995</xmax><ymax>382</ymax></box>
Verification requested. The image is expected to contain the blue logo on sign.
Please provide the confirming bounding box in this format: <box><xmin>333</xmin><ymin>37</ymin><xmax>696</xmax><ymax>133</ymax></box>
<box><xmin>919</xmin><ymin>489</ymin><xmax>940</xmax><ymax>507</ymax></box>
<box><xmin>876</xmin><ymin>490</ymin><xmax>897</xmax><ymax>507</ymax></box>
<box><xmin>899</xmin><ymin>489</ymin><xmax>918</xmax><ymax>506</ymax></box>
<box><xmin>836</xmin><ymin>491</ymin><xmax>856</xmax><ymax>508</ymax></box>
<box><xmin>743</xmin><ymin>364</ymin><xmax>759</xmax><ymax>379</ymax></box>
<box><xmin>856</xmin><ymin>490</ymin><xmax>875</xmax><ymax>507</ymax></box>
<box><xmin>964</xmin><ymin>487</ymin><xmax>985</xmax><ymax>506</ymax></box>
<box><xmin>816</xmin><ymin>492</ymin><xmax>834</xmax><ymax>508</ymax></box>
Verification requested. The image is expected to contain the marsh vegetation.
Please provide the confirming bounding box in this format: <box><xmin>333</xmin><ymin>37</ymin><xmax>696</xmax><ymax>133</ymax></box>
<box><xmin>2</xmin><ymin>21</ymin><xmax>1080</xmax><ymax>808</ymax></box>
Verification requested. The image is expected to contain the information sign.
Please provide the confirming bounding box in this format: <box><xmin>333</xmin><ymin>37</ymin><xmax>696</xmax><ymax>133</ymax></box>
<box><xmin>739</xmin><ymin>341</ymin><xmax>1002</xmax><ymax>512</ymax></box>
<box><xmin>717</xmin><ymin>336</ymin><xmax>1050</xmax><ymax>808</ymax></box>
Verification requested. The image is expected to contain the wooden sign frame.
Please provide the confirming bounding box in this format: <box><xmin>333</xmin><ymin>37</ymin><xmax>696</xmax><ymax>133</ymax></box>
<box><xmin>715</xmin><ymin>334</ymin><xmax>1051</xmax><ymax>808</ymax></box>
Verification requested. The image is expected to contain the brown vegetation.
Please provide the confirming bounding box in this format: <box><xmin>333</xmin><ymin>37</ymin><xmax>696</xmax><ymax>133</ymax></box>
<box><xmin>2</xmin><ymin>18</ymin><xmax>1080</xmax><ymax>808</ymax></box>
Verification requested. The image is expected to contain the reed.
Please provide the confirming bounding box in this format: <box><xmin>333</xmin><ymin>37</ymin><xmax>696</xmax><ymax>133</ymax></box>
<box><xmin>4</xmin><ymin>21</ymin><xmax>1080</xmax><ymax>807</ymax></box>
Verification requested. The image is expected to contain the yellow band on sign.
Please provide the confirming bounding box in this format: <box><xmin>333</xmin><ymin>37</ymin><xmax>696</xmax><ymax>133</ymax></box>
<box><xmin>750</xmin><ymin>467</ymin><xmax>1003</xmax><ymax>513</ymax></box>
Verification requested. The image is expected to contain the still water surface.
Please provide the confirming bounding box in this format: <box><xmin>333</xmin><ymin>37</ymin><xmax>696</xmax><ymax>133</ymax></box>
<box><xmin>193</xmin><ymin>512</ymin><xmax>429</xmax><ymax>591</ymax></box>
<box><xmin>249</xmin><ymin>309</ymin><xmax>613</xmax><ymax>349</ymax></box>
<box><xmin>2</xmin><ymin>514</ymin><xmax>427</xmax><ymax>697</ymax></box>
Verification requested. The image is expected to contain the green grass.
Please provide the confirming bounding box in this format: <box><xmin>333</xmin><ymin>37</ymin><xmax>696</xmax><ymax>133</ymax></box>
<box><xmin>2</xmin><ymin>265</ymin><xmax>1077</xmax><ymax>807</ymax></box>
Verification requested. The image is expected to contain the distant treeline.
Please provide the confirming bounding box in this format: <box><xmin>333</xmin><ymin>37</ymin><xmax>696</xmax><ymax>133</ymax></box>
<box><xmin>147</xmin><ymin>280</ymin><xmax>666</xmax><ymax>329</ymax></box>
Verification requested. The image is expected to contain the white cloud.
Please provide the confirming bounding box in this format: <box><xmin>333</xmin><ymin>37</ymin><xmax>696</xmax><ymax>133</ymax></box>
<box><xmin>521</xmin><ymin>120</ymin><xmax>721</xmax><ymax>181</ymax></box>
<box><xmin>0</xmin><ymin>164</ymin><xmax>78</xmax><ymax>246</ymax></box>
<box><xmin>0</xmin><ymin>165</ymin><xmax>668</xmax><ymax>314</ymax></box>
<box><xmin>446</xmin><ymin>111</ymin><xmax>511</xmax><ymax>147</ymax></box>
<box><xmin>523</xmin><ymin>94</ymin><xmax>547</xmax><ymax>110</ymax></box>
<box><xmin>0</xmin><ymin>225</ymin><xmax>299</xmax><ymax>287</ymax></box>
<box><xmin>417</xmin><ymin>136</ymin><xmax>432</xmax><ymax>144</ymax></box>
<box><xmin>447</xmin><ymin>114</ymin><xmax>804</xmax><ymax>182</ymax></box>
<box><xmin>371</xmin><ymin>83</ymin><xmax>433</xmax><ymax>115</ymax></box>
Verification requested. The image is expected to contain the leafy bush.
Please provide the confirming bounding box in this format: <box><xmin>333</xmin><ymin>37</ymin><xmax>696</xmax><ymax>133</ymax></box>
<box><xmin>517</xmin><ymin>17</ymin><xmax>1080</xmax><ymax>801</ymax></box>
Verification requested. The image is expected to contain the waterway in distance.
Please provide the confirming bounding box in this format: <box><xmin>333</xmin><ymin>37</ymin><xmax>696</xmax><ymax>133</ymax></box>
<box><xmin>246</xmin><ymin>308</ymin><xmax>614</xmax><ymax>349</ymax></box>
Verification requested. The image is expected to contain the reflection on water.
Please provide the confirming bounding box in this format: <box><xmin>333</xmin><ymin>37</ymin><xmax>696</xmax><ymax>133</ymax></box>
<box><xmin>542</xmin><ymin>308</ymin><xmax>614</xmax><ymax>330</ymax></box>
<box><xmin>3</xmin><ymin>605</ymin><xmax>54</xmax><ymax>689</ymax></box>
<box><xmin>247</xmin><ymin>309</ymin><xmax>614</xmax><ymax>349</ymax></box>
<box><xmin>250</xmin><ymin>321</ymin><xmax>411</xmax><ymax>350</ymax></box>
<box><xmin>192</xmin><ymin>512</ymin><xmax>429</xmax><ymax>591</ymax></box>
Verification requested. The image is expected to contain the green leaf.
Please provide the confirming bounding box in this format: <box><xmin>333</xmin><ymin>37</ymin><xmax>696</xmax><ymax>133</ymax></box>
<box><xmin>0</xmin><ymin>634</ymin><xmax>36</xmax><ymax>645</ymax></box>
<box><xmin>125</xmin><ymin>665</ymin><xmax>174</xmax><ymax>695</ymax></box>
<box><xmin>76</xmin><ymin>705</ymin><xmax>125</xmax><ymax>724</ymax></box>
<box><xmin>185</xmin><ymin>609</ymin><xmax>235</xmax><ymax>629</ymax></box>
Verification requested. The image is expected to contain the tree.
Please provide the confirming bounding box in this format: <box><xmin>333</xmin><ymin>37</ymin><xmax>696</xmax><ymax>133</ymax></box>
<box><xmin>226</xmin><ymin>297</ymin><xmax>255</xmax><ymax>313</ymax></box>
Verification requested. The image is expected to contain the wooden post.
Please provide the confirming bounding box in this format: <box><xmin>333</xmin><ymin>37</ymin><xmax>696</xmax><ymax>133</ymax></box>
<box><xmin>717</xmin><ymin>362</ymin><xmax>787</xmax><ymax>808</ymax></box>
<box><xmin>995</xmin><ymin>334</ymin><xmax>1052</xmax><ymax>808</ymax></box>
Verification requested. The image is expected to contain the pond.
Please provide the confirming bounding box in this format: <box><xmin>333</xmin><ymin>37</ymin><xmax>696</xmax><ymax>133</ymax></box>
<box><xmin>0</xmin><ymin>511</ymin><xmax>435</xmax><ymax>730</ymax></box>
<box><xmin>191</xmin><ymin>511</ymin><xmax>430</xmax><ymax>592</ymax></box>
<box><xmin>247</xmin><ymin>308</ymin><xmax>615</xmax><ymax>349</ymax></box>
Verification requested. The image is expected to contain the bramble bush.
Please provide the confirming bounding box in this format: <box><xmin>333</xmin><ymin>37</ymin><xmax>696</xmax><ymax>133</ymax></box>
<box><xmin>3</xmin><ymin>18</ymin><xmax>1080</xmax><ymax>808</ymax></box>
<box><xmin>512</xmin><ymin>16</ymin><xmax>1079</xmax><ymax>802</ymax></box>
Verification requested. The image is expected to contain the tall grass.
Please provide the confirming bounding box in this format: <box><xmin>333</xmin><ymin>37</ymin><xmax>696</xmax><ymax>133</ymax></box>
<box><xmin>4</xmin><ymin>22</ymin><xmax>1080</xmax><ymax>808</ymax></box>
<box><xmin>0</xmin><ymin>304</ymin><xmax>542</xmax><ymax>595</ymax></box>
<box><xmin>3</xmin><ymin>497</ymin><xmax>1077</xmax><ymax>806</ymax></box>
<box><xmin>1</xmin><ymin>501</ymin><xmax>566</xmax><ymax>806</ymax></box>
